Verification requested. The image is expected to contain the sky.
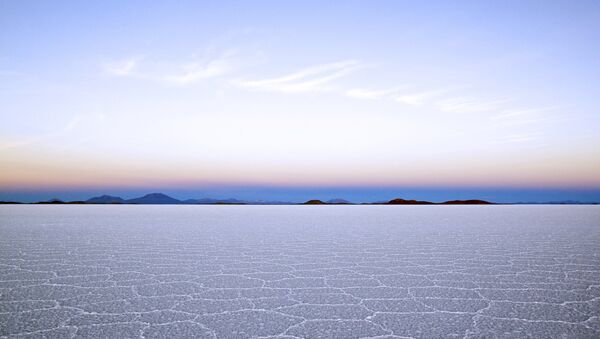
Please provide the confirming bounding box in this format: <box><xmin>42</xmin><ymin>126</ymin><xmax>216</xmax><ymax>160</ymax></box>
<box><xmin>1</xmin><ymin>0</ymin><xmax>600</xmax><ymax>203</ymax></box>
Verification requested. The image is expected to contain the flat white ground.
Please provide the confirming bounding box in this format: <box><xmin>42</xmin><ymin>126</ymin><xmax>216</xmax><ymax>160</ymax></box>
<box><xmin>1</xmin><ymin>205</ymin><xmax>599</xmax><ymax>338</ymax></box>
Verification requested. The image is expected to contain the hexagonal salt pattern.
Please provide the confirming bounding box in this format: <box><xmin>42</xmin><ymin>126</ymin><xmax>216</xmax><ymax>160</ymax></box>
<box><xmin>1</xmin><ymin>205</ymin><xmax>599</xmax><ymax>338</ymax></box>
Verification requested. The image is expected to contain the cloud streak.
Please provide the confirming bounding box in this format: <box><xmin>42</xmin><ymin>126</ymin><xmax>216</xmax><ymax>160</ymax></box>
<box><xmin>232</xmin><ymin>60</ymin><xmax>361</xmax><ymax>93</ymax></box>
<box><xmin>102</xmin><ymin>54</ymin><xmax>559</xmax><ymax>131</ymax></box>
<box><xmin>395</xmin><ymin>89</ymin><xmax>450</xmax><ymax>106</ymax></box>
<box><xmin>491</xmin><ymin>107</ymin><xmax>555</xmax><ymax>120</ymax></box>
<box><xmin>103</xmin><ymin>52</ymin><xmax>240</xmax><ymax>86</ymax></box>
<box><xmin>103</xmin><ymin>58</ymin><xmax>140</xmax><ymax>77</ymax></box>
<box><xmin>161</xmin><ymin>51</ymin><xmax>239</xmax><ymax>85</ymax></box>
<box><xmin>345</xmin><ymin>86</ymin><xmax>409</xmax><ymax>100</ymax></box>
<box><xmin>0</xmin><ymin>114</ymin><xmax>106</xmax><ymax>151</ymax></box>
<box><xmin>436</xmin><ymin>97</ymin><xmax>511</xmax><ymax>113</ymax></box>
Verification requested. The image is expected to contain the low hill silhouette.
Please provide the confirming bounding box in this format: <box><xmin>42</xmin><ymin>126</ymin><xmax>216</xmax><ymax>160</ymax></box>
<box><xmin>303</xmin><ymin>199</ymin><xmax>326</xmax><ymax>205</ymax></box>
<box><xmin>184</xmin><ymin>198</ymin><xmax>246</xmax><ymax>204</ymax></box>
<box><xmin>36</xmin><ymin>199</ymin><xmax>66</xmax><ymax>204</ymax></box>
<box><xmin>326</xmin><ymin>198</ymin><xmax>352</xmax><ymax>204</ymax></box>
<box><xmin>442</xmin><ymin>199</ymin><xmax>493</xmax><ymax>205</ymax></box>
<box><xmin>385</xmin><ymin>198</ymin><xmax>493</xmax><ymax>205</ymax></box>
<box><xmin>126</xmin><ymin>193</ymin><xmax>181</xmax><ymax>204</ymax></box>
<box><xmin>86</xmin><ymin>195</ymin><xmax>126</xmax><ymax>204</ymax></box>
<box><xmin>387</xmin><ymin>198</ymin><xmax>434</xmax><ymax>205</ymax></box>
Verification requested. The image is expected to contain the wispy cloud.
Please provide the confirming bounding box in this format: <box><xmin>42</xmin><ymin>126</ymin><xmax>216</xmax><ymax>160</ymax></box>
<box><xmin>162</xmin><ymin>51</ymin><xmax>239</xmax><ymax>85</ymax></box>
<box><xmin>103</xmin><ymin>58</ymin><xmax>140</xmax><ymax>76</ymax></box>
<box><xmin>395</xmin><ymin>89</ymin><xmax>449</xmax><ymax>106</ymax></box>
<box><xmin>489</xmin><ymin>107</ymin><xmax>564</xmax><ymax>126</ymax></box>
<box><xmin>103</xmin><ymin>51</ymin><xmax>240</xmax><ymax>86</ymax></box>
<box><xmin>436</xmin><ymin>97</ymin><xmax>511</xmax><ymax>113</ymax></box>
<box><xmin>232</xmin><ymin>60</ymin><xmax>361</xmax><ymax>93</ymax></box>
<box><xmin>0</xmin><ymin>114</ymin><xmax>106</xmax><ymax>151</ymax></box>
<box><xmin>345</xmin><ymin>86</ymin><xmax>409</xmax><ymax>100</ymax></box>
<box><xmin>102</xmin><ymin>54</ymin><xmax>557</xmax><ymax>133</ymax></box>
<box><xmin>493</xmin><ymin>133</ymin><xmax>539</xmax><ymax>144</ymax></box>
<box><xmin>491</xmin><ymin>107</ymin><xmax>554</xmax><ymax>120</ymax></box>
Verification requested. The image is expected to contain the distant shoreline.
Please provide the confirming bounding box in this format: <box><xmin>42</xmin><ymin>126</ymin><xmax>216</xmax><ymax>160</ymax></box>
<box><xmin>0</xmin><ymin>193</ymin><xmax>598</xmax><ymax>205</ymax></box>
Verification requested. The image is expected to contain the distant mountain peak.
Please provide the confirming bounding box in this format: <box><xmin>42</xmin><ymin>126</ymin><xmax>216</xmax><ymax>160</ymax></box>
<box><xmin>141</xmin><ymin>193</ymin><xmax>172</xmax><ymax>198</ymax></box>
<box><xmin>86</xmin><ymin>195</ymin><xmax>125</xmax><ymax>204</ymax></box>
<box><xmin>126</xmin><ymin>193</ymin><xmax>181</xmax><ymax>204</ymax></box>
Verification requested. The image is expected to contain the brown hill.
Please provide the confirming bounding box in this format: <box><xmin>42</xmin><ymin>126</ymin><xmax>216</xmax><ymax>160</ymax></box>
<box><xmin>303</xmin><ymin>199</ymin><xmax>326</xmax><ymax>205</ymax></box>
<box><xmin>441</xmin><ymin>199</ymin><xmax>493</xmax><ymax>205</ymax></box>
<box><xmin>386</xmin><ymin>198</ymin><xmax>434</xmax><ymax>205</ymax></box>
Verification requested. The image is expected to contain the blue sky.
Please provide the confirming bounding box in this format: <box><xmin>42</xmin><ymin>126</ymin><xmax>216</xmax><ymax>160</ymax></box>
<box><xmin>1</xmin><ymin>1</ymin><xmax>600</xmax><ymax>202</ymax></box>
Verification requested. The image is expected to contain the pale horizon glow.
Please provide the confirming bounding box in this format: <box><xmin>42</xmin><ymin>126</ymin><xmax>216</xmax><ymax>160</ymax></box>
<box><xmin>1</xmin><ymin>1</ymin><xmax>600</xmax><ymax>201</ymax></box>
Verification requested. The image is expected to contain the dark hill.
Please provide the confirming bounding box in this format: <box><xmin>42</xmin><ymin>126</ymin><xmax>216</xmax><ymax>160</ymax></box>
<box><xmin>36</xmin><ymin>199</ymin><xmax>66</xmax><ymax>204</ymax></box>
<box><xmin>387</xmin><ymin>198</ymin><xmax>434</xmax><ymax>205</ymax></box>
<box><xmin>442</xmin><ymin>199</ymin><xmax>493</xmax><ymax>205</ymax></box>
<box><xmin>126</xmin><ymin>193</ymin><xmax>181</xmax><ymax>204</ymax></box>
<box><xmin>303</xmin><ymin>199</ymin><xmax>326</xmax><ymax>205</ymax></box>
<box><xmin>86</xmin><ymin>195</ymin><xmax>125</xmax><ymax>204</ymax></box>
<box><xmin>326</xmin><ymin>198</ymin><xmax>352</xmax><ymax>204</ymax></box>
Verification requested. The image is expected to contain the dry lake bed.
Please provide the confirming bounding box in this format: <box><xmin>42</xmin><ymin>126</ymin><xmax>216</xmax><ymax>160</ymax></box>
<box><xmin>1</xmin><ymin>205</ymin><xmax>599</xmax><ymax>338</ymax></box>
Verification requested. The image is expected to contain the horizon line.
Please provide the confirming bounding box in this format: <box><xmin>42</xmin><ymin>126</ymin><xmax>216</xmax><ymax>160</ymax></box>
<box><xmin>1</xmin><ymin>192</ymin><xmax>599</xmax><ymax>205</ymax></box>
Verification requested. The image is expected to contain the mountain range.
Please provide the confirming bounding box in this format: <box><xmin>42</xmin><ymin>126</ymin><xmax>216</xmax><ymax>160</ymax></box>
<box><xmin>0</xmin><ymin>193</ymin><xmax>597</xmax><ymax>205</ymax></box>
<box><xmin>85</xmin><ymin>193</ymin><xmax>295</xmax><ymax>205</ymax></box>
<box><xmin>303</xmin><ymin>198</ymin><xmax>493</xmax><ymax>205</ymax></box>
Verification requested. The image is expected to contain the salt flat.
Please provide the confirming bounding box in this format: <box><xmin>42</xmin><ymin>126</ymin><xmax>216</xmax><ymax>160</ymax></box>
<box><xmin>0</xmin><ymin>205</ymin><xmax>599</xmax><ymax>338</ymax></box>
